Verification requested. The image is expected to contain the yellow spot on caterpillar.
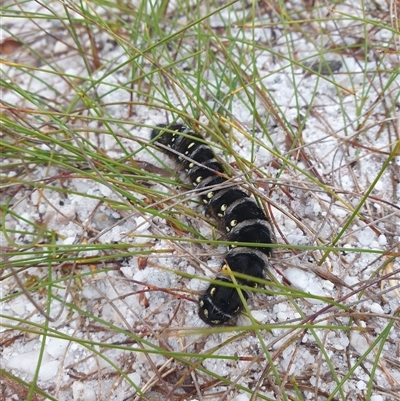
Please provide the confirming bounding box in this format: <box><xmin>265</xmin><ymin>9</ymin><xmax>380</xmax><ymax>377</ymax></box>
<box><xmin>230</xmin><ymin>219</ymin><xmax>238</xmax><ymax>227</ymax></box>
<box><xmin>199</xmin><ymin>300</ymin><xmax>204</xmax><ymax>307</ymax></box>
<box><xmin>207</xmin><ymin>191</ymin><xmax>214</xmax><ymax>199</ymax></box>
<box><xmin>196</xmin><ymin>176</ymin><xmax>202</xmax><ymax>183</ymax></box>
<box><xmin>210</xmin><ymin>287</ymin><xmax>216</xmax><ymax>297</ymax></box>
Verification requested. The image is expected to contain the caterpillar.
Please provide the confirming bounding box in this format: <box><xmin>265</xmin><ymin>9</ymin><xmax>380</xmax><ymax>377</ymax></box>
<box><xmin>151</xmin><ymin>123</ymin><xmax>275</xmax><ymax>325</ymax></box>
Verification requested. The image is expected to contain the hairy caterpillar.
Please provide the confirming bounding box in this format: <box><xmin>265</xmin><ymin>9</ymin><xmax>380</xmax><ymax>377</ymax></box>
<box><xmin>151</xmin><ymin>123</ymin><xmax>275</xmax><ymax>325</ymax></box>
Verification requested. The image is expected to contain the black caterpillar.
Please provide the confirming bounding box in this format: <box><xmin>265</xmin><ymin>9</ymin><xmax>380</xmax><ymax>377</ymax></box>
<box><xmin>151</xmin><ymin>123</ymin><xmax>275</xmax><ymax>325</ymax></box>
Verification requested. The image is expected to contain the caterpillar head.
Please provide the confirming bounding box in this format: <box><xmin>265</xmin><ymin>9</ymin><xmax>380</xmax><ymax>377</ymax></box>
<box><xmin>198</xmin><ymin>278</ymin><xmax>248</xmax><ymax>325</ymax></box>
